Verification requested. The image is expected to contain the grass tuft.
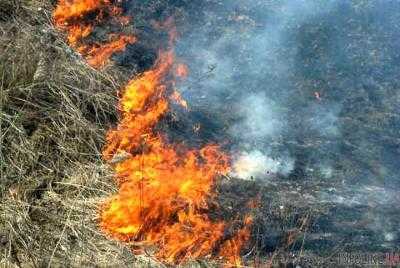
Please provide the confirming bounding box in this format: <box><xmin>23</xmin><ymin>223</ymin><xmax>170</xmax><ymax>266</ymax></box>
<box><xmin>0</xmin><ymin>1</ymin><xmax>147</xmax><ymax>266</ymax></box>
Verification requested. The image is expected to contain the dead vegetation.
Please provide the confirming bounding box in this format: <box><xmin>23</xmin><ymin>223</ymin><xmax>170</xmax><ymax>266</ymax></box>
<box><xmin>0</xmin><ymin>1</ymin><xmax>147</xmax><ymax>266</ymax></box>
<box><xmin>0</xmin><ymin>2</ymin><xmax>232</xmax><ymax>266</ymax></box>
<box><xmin>1</xmin><ymin>1</ymin><xmax>375</xmax><ymax>267</ymax></box>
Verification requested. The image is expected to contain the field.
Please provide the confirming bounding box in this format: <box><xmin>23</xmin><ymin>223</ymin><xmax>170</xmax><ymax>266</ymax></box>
<box><xmin>1</xmin><ymin>0</ymin><xmax>399</xmax><ymax>267</ymax></box>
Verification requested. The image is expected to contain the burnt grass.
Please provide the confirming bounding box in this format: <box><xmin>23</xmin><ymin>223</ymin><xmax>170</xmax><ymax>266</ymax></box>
<box><xmin>1</xmin><ymin>0</ymin><xmax>400</xmax><ymax>267</ymax></box>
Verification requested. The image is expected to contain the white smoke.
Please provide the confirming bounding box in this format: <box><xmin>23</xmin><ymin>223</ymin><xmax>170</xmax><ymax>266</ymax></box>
<box><xmin>228</xmin><ymin>93</ymin><xmax>294</xmax><ymax>180</ymax></box>
<box><xmin>231</xmin><ymin>150</ymin><xmax>294</xmax><ymax>180</ymax></box>
<box><xmin>169</xmin><ymin>0</ymin><xmax>400</xmax><ymax>249</ymax></box>
<box><xmin>173</xmin><ymin>1</ymin><xmax>342</xmax><ymax>180</ymax></box>
<box><xmin>309</xmin><ymin>104</ymin><xmax>341</xmax><ymax>138</ymax></box>
<box><xmin>229</xmin><ymin>92</ymin><xmax>281</xmax><ymax>141</ymax></box>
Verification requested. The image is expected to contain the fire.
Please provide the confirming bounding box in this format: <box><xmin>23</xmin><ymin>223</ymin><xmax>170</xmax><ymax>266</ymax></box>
<box><xmin>100</xmin><ymin>50</ymin><xmax>251</xmax><ymax>265</ymax></box>
<box><xmin>83</xmin><ymin>34</ymin><xmax>136</xmax><ymax>68</ymax></box>
<box><xmin>53</xmin><ymin>0</ymin><xmax>136</xmax><ymax>68</ymax></box>
<box><xmin>170</xmin><ymin>90</ymin><xmax>188</xmax><ymax>109</ymax></box>
<box><xmin>220</xmin><ymin>216</ymin><xmax>254</xmax><ymax>266</ymax></box>
<box><xmin>53</xmin><ymin>1</ymin><xmax>253</xmax><ymax>265</ymax></box>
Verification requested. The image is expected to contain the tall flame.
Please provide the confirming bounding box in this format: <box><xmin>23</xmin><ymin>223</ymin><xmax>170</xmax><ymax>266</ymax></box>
<box><xmin>53</xmin><ymin>0</ymin><xmax>136</xmax><ymax>68</ymax></box>
<box><xmin>100</xmin><ymin>50</ymin><xmax>251</xmax><ymax>265</ymax></box>
<box><xmin>53</xmin><ymin>1</ymin><xmax>253</xmax><ymax>266</ymax></box>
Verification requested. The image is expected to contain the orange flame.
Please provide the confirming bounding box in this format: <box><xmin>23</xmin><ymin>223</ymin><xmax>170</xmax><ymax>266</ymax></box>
<box><xmin>220</xmin><ymin>216</ymin><xmax>254</xmax><ymax>266</ymax></box>
<box><xmin>53</xmin><ymin>2</ymin><xmax>253</xmax><ymax>265</ymax></box>
<box><xmin>53</xmin><ymin>0</ymin><xmax>136</xmax><ymax>68</ymax></box>
<box><xmin>101</xmin><ymin>50</ymin><xmax>252</xmax><ymax>265</ymax></box>
<box><xmin>170</xmin><ymin>90</ymin><xmax>188</xmax><ymax>109</ymax></box>
<box><xmin>83</xmin><ymin>34</ymin><xmax>137</xmax><ymax>68</ymax></box>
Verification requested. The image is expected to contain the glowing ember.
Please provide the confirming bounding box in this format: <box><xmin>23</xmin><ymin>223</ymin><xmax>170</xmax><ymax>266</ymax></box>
<box><xmin>53</xmin><ymin>0</ymin><xmax>136</xmax><ymax>68</ymax></box>
<box><xmin>220</xmin><ymin>216</ymin><xmax>254</xmax><ymax>266</ymax></box>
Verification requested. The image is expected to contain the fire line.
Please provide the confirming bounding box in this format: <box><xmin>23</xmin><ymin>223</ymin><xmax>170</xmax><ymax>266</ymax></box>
<box><xmin>53</xmin><ymin>0</ymin><xmax>253</xmax><ymax>266</ymax></box>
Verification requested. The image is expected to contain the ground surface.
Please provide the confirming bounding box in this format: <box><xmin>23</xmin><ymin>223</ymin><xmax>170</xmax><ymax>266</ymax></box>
<box><xmin>1</xmin><ymin>0</ymin><xmax>399</xmax><ymax>267</ymax></box>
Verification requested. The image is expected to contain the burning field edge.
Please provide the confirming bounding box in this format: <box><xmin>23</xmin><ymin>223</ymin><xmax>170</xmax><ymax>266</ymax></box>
<box><xmin>0</xmin><ymin>1</ymin><xmax>306</xmax><ymax>267</ymax></box>
<box><xmin>2</xmin><ymin>0</ymin><xmax>398</xmax><ymax>267</ymax></box>
<box><xmin>0</xmin><ymin>1</ymin><xmax>199</xmax><ymax>267</ymax></box>
<box><xmin>50</xmin><ymin>0</ymin><xmax>256</xmax><ymax>265</ymax></box>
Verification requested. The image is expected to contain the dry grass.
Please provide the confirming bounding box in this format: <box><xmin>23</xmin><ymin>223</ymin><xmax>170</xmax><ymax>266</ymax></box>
<box><xmin>0</xmin><ymin>1</ymin><xmax>309</xmax><ymax>267</ymax></box>
<box><xmin>0</xmin><ymin>2</ymin><xmax>222</xmax><ymax>266</ymax></box>
<box><xmin>0</xmin><ymin>1</ymin><xmax>155</xmax><ymax>266</ymax></box>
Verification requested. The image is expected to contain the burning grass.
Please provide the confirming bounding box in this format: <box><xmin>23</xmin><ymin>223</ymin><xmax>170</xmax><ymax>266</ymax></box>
<box><xmin>0</xmin><ymin>0</ymin><xmax>342</xmax><ymax>266</ymax></box>
<box><xmin>52</xmin><ymin>0</ymin><xmax>136</xmax><ymax>68</ymax></box>
<box><xmin>0</xmin><ymin>1</ymin><xmax>256</xmax><ymax>266</ymax></box>
<box><xmin>0</xmin><ymin>1</ymin><xmax>141</xmax><ymax>266</ymax></box>
<box><xmin>50</xmin><ymin>0</ymin><xmax>256</xmax><ymax>265</ymax></box>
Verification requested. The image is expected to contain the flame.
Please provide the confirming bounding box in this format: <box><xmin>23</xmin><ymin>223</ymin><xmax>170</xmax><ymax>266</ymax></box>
<box><xmin>220</xmin><ymin>216</ymin><xmax>254</xmax><ymax>266</ymax></box>
<box><xmin>100</xmin><ymin>50</ymin><xmax>252</xmax><ymax>265</ymax></box>
<box><xmin>170</xmin><ymin>90</ymin><xmax>188</xmax><ymax>109</ymax></box>
<box><xmin>53</xmin><ymin>2</ymin><xmax>253</xmax><ymax>265</ymax></box>
<box><xmin>53</xmin><ymin>0</ymin><xmax>136</xmax><ymax>68</ymax></box>
<box><xmin>83</xmin><ymin>34</ymin><xmax>136</xmax><ymax>68</ymax></box>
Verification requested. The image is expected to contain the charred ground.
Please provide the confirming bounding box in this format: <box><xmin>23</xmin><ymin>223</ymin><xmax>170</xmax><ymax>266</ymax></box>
<box><xmin>1</xmin><ymin>0</ymin><xmax>400</xmax><ymax>267</ymax></box>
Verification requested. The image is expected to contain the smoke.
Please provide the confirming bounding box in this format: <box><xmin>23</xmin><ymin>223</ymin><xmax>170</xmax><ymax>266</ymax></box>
<box><xmin>227</xmin><ymin>93</ymin><xmax>291</xmax><ymax>180</ymax></box>
<box><xmin>167</xmin><ymin>0</ymin><xmax>400</xmax><ymax>196</ymax></box>
<box><xmin>229</xmin><ymin>92</ymin><xmax>282</xmax><ymax>142</ymax></box>
<box><xmin>231</xmin><ymin>150</ymin><xmax>294</xmax><ymax>180</ymax></box>
<box><xmin>173</xmin><ymin>0</ymin><xmax>343</xmax><ymax>179</ymax></box>
<box><xmin>318</xmin><ymin>164</ymin><xmax>334</xmax><ymax>179</ymax></box>
<box><xmin>308</xmin><ymin>103</ymin><xmax>341</xmax><ymax>138</ymax></box>
<box><xmin>108</xmin><ymin>0</ymin><xmax>400</xmax><ymax>252</ymax></box>
<box><xmin>174</xmin><ymin>0</ymin><xmax>400</xmax><ymax>251</ymax></box>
